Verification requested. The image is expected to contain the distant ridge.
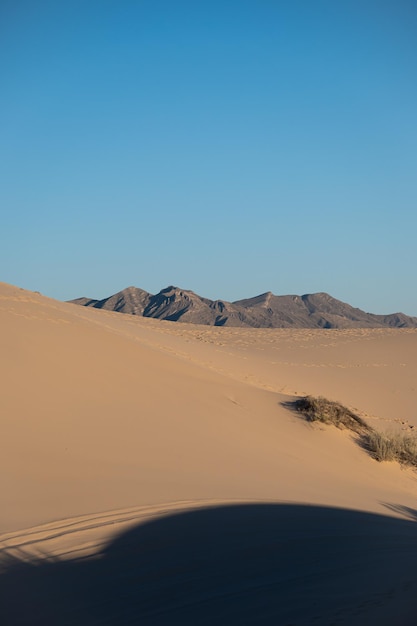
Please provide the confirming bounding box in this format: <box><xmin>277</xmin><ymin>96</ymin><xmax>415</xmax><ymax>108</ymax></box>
<box><xmin>68</xmin><ymin>286</ymin><xmax>417</xmax><ymax>329</ymax></box>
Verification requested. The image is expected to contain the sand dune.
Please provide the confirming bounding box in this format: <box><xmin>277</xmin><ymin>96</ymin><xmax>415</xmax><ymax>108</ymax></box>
<box><xmin>1</xmin><ymin>282</ymin><xmax>417</xmax><ymax>624</ymax></box>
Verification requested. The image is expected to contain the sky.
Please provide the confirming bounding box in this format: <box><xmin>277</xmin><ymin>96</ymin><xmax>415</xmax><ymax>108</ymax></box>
<box><xmin>1</xmin><ymin>0</ymin><xmax>416</xmax><ymax>314</ymax></box>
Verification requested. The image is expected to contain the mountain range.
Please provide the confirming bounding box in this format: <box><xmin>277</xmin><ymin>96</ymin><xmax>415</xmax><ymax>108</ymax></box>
<box><xmin>69</xmin><ymin>285</ymin><xmax>417</xmax><ymax>329</ymax></box>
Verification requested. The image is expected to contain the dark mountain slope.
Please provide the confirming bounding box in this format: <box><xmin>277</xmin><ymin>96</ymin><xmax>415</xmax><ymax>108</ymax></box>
<box><xmin>74</xmin><ymin>286</ymin><xmax>151</xmax><ymax>316</ymax></box>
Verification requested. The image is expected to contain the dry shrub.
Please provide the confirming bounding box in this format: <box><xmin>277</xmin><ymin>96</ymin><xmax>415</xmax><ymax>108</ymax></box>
<box><xmin>365</xmin><ymin>430</ymin><xmax>417</xmax><ymax>466</ymax></box>
<box><xmin>292</xmin><ymin>395</ymin><xmax>417</xmax><ymax>468</ymax></box>
<box><xmin>293</xmin><ymin>395</ymin><xmax>371</xmax><ymax>434</ymax></box>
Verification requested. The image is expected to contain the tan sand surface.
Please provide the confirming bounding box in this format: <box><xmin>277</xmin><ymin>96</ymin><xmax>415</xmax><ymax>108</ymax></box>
<box><xmin>1</xmin><ymin>282</ymin><xmax>417</xmax><ymax>624</ymax></box>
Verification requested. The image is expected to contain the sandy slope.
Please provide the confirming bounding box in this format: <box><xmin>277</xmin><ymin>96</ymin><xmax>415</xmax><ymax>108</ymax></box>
<box><xmin>1</xmin><ymin>282</ymin><xmax>417</xmax><ymax>624</ymax></box>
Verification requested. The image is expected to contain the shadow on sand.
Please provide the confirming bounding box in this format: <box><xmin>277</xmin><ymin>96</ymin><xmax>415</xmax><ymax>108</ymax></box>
<box><xmin>1</xmin><ymin>503</ymin><xmax>417</xmax><ymax>625</ymax></box>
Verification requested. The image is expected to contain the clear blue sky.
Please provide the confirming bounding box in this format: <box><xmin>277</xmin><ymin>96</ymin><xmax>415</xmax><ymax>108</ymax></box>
<box><xmin>2</xmin><ymin>1</ymin><xmax>416</xmax><ymax>314</ymax></box>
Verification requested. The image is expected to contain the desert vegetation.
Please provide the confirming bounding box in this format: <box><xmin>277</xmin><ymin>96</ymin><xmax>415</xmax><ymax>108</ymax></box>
<box><xmin>293</xmin><ymin>395</ymin><xmax>371</xmax><ymax>434</ymax></box>
<box><xmin>365</xmin><ymin>430</ymin><xmax>417</xmax><ymax>465</ymax></box>
<box><xmin>292</xmin><ymin>395</ymin><xmax>417</xmax><ymax>468</ymax></box>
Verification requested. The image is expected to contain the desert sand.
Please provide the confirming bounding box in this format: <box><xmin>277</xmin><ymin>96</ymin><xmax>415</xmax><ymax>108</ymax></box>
<box><xmin>1</xmin><ymin>282</ymin><xmax>417</xmax><ymax>624</ymax></box>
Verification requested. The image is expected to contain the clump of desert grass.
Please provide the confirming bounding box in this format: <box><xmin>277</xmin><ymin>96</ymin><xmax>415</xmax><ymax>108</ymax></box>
<box><xmin>293</xmin><ymin>395</ymin><xmax>370</xmax><ymax>434</ymax></box>
<box><xmin>365</xmin><ymin>430</ymin><xmax>417</xmax><ymax>465</ymax></box>
<box><xmin>292</xmin><ymin>395</ymin><xmax>417</xmax><ymax>468</ymax></box>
